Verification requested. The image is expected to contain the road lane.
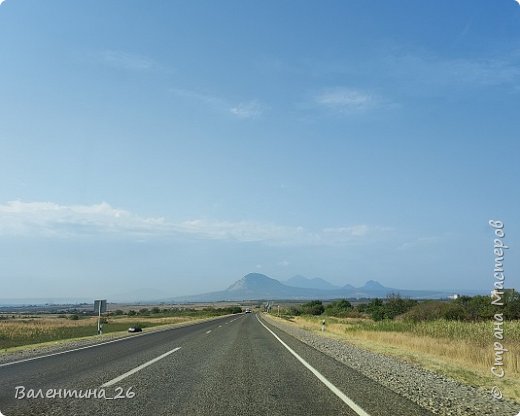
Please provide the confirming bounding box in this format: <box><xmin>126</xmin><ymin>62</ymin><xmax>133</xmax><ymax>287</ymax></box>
<box><xmin>0</xmin><ymin>313</ymin><xmax>433</xmax><ymax>416</ymax></box>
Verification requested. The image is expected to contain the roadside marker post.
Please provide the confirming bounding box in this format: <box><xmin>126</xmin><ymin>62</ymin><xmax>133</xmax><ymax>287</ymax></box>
<box><xmin>94</xmin><ymin>299</ymin><xmax>107</xmax><ymax>335</ymax></box>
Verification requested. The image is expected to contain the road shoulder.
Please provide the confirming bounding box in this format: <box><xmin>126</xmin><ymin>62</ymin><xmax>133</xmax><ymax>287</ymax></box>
<box><xmin>261</xmin><ymin>313</ymin><xmax>520</xmax><ymax>416</ymax></box>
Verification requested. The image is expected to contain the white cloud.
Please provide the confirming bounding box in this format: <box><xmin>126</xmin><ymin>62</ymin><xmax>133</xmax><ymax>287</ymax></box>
<box><xmin>170</xmin><ymin>88</ymin><xmax>265</xmax><ymax>119</ymax></box>
<box><xmin>229</xmin><ymin>101</ymin><xmax>264</xmax><ymax>119</ymax></box>
<box><xmin>515</xmin><ymin>0</ymin><xmax>520</xmax><ymax>6</ymax></box>
<box><xmin>322</xmin><ymin>225</ymin><xmax>369</xmax><ymax>237</ymax></box>
<box><xmin>314</xmin><ymin>88</ymin><xmax>386</xmax><ymax>114</ymax></box>
<box><xmin>0</xmin><ymin>201</ymin><xmax>166</xmax><ymax>237</ymax></box>
<box><xmin>0</xmin><ymin>201</ymin><xmax>387</xmax><ymax>246</ymax></box>
<box><xmin>0</xmin><ymin>0</ymin><xmax>7</xmax><ymax>6</ymax></box>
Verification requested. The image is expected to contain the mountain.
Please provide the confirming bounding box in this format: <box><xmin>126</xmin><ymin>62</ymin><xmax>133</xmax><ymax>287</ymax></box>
<box><xmin>171</xmin><ymin>273</ymin><xmax>457</xmax><ymax>302</ymax></box>
<box><xmin>361</xmin><ymin>280</ymin><xmax>387</xmax><ymax>291</ymax></box>
<box><xmin>226</xmin><ymin>273</ymin><xmax>294</xmax><ymax>298</ymax></box>
<box><xmin>285</xmin><ymin>275</ymin><xmax>340</xmax><ymax>291</ymax></box>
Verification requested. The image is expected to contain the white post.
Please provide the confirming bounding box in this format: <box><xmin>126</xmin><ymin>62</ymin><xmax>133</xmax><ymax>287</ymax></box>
<box><xmin>97</xmin><ymin>301</ymin><xmax>102</xmax><ymax>335</ymax></box>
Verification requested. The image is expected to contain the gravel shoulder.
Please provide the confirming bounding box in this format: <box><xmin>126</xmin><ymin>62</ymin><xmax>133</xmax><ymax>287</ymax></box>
<box><xmin>262</xmin><ymin>314</ymin><xmax>520</xmax><ymax>416</ymax></box>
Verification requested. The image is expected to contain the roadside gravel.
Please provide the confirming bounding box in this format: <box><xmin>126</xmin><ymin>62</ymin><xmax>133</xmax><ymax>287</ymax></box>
<box><xmin>262</xmin><ymin>314</ymin><xmax>520</xmax><ymax>416</ymax></box>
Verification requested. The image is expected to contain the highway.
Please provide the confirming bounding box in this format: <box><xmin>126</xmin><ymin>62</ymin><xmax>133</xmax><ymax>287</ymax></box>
<box><xmin>0</xmin><ymin>313</ymin><xmax>433</xmax><ymax>416</ymax></box>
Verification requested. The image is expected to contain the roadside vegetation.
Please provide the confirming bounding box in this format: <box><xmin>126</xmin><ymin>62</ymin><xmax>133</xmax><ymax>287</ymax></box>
<box><xmin>273</xmin><ymin>293</ymin><xmax>520</xmax><ymax>402</ymax></box>
<box><xmin>0</xmin><ymin>305</ymin><xmax>243</xmax><ymax>350</ymax></box>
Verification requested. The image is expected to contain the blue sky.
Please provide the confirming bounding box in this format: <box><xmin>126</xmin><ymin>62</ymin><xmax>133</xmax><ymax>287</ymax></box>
<box><xmin>0</xmin><ymin>0</ymin><xmax>519</xmax><ymax>300</ymax></box>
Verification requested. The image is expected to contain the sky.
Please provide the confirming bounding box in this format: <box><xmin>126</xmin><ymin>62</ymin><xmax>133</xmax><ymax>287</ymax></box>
<box><xmin>0</xmin><ymin>0</ymin><xmax>519</xmax><ymax>301</ymax></box>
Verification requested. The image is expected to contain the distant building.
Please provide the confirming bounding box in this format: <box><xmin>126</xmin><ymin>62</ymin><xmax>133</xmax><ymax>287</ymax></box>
<box><xmin>448</xmin><ymin>294</ymin><xmax>460</xmax><ymax>300</ymax></box>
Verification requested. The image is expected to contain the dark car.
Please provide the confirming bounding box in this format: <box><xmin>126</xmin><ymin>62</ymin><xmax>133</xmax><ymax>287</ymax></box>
<box><xmin>128</xmin><ymin>326</ymin><xmax>143</xmax><ymax>333</ymax></box>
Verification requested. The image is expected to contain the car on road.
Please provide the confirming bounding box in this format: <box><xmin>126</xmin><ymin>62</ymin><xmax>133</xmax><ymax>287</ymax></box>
<box><xmin>244</xmin><ymin>308</ymin><xmax>252</xmax><ymax>313</ymax></box>
<box><xmin>128</xmin><ymin>326</ymin><xmax>143</xmax><ymax>333</ymax></box>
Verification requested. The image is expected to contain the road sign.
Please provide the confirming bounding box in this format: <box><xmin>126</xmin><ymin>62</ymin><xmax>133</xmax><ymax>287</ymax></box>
<box><xmin>94</xmin><ymin>299</ymin><xmax>107</xmax><ymax>314</ymax></box>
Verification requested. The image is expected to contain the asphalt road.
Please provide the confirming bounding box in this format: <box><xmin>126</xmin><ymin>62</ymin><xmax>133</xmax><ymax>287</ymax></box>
<box><xmin>0</xmin><ymin>313</ymin><xmax>433</xmax><ymax>416</ymax></box>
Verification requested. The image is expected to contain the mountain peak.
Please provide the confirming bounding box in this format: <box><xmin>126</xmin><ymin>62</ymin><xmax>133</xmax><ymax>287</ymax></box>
<box><xmin>285</xmin><ymin>275</ymin><xmax>339</xmax><ymax>291</ymax></box>
<box><xmin>361</xmin><ymin>280</ymin><xmax>386</xmax><ymax>290</ymax></box>
<box><xmin>227</xmin><ymin>273</ymin><xmax>282</xmax><ymax>291</ymax></box>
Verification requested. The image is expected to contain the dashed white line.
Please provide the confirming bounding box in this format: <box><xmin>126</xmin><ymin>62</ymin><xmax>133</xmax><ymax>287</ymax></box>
<box><xmin>206</xmin><ymin>330</ymin><xmax>212</xmax><ymax>334</ymax></box>
<box><xmin>256</xmin><ymin>316</ymin><xmax>371</xmax><ymax>416</ymax></box>
<box><xmin>101</xmin><ymin>347</ymin><xmax>181</xmax><ymax>387</ymax></box>
<box><xmin>0</xmin><ymin>315</ymin><xmax>231</xmax><ymax>368</ymax></box>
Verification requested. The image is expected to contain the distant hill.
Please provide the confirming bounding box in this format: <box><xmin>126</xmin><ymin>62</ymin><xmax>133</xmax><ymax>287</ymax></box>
<box><xmin>170</xmin><ymin>273</ymin><xmax>457</xmax><ymax>302</ymax></box>
<box><xmin>285</xmin><ymin>275</ymin><xmax>340</xmax><ymax>291</ymax></box>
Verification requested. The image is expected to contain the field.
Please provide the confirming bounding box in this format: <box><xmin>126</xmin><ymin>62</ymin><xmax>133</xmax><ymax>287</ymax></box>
<box><xmin>0</xmin><ymin>302</ymin><xmax>249</xmax><ymax>351</ymax></box>
<box><xmin>274</xmin><ymin>314</ymin><xmax>520</xmax><ymax>402</ymax></box>
<box><xmin>0</xmin><ymin>315</ymin><xmax>200</xmax><ymax>350</ymax></box>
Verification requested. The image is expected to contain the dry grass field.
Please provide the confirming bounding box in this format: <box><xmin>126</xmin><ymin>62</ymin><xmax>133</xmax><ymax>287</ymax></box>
<box><xmin>0</xmin><ymin>315</ymin><xmax>197</xmax><ymax>350</ymax></box>
<box><xmin>273</xmin><ymin>314</ymin><xmax>520</xmax><ymax>402</ymax></box>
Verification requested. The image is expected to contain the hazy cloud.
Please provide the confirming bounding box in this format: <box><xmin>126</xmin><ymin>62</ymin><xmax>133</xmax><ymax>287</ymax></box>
<box><xmin>314</xmin><ymin>88</ymin><xmax>390</xmax><ymax>114</ymax></box>
<box><xmin>101</xmin><ymin>50</ymin><xmax>162</xmax><ymax>72</ymax></box>
<box><xmin>0</xmin><ymin>201</ymin><xmax>386</xmax><ymax>246</ymax></box>
<box><xmin>0</xmin><ymin>201</ymin><xmax>167</xmax><ymax>237</ymax></box>
<box><xmin>229</xmin><ymin>101</ymin><xmax>265</xmax><ymax>119</ymax></box>
<box><xmin>397</xmin><ymin>236</ymin><xmax>440</xmax><ymax>251</ymax></box>
<box><xmin>379</xmin><ymin>51</ymin><xmax>520</xmax><ymax>93</ymax></box>
<box><xmin>170</xmin><ymin>88</ymin><xmax>265</xmax><ymax>119</ymax></box>
<box><xmin>169</xmin><ymin>88</ymin><xmax>225</xmax><ymax>107</ymax></box>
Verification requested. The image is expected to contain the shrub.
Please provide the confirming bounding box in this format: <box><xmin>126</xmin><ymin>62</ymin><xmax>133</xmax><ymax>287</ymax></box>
<box><xmin>301</xmin><ymin>300</ymin><xmax>325</xmax><ymax>315</ymax></box>
<box><xmin>325</xmin><ymin>299</ymin><xmax>353</xmax><ymax>317</ymax></box>
<box><xmin>402</xmin><ymin>301</ymin><xmax>450</xmax><ymax>322</ymax></box>
<box><xmin>504</xmin><ymin>291</ymin><xmax>520</xmax><ymax>319</ymax></box>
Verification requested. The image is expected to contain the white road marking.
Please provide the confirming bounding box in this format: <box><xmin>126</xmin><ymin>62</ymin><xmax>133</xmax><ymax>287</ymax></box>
<box><xmin>0</xmin><ymin>315</ymin><xmax>232</xmax><ymax>368</ymax></box>
<box><xmin>218</xmin><ymin>325</ymin><xmax>222</xmax><ymax>328</ymax></box>
<box><xmin>256</xmin><ymin>316</ymin><xmax>371</xmax><ymax>416</ymax></box>
<box><xmin>206</xmin><ymin>330</ymin><xmax>212</xmax><ymax>334</ymax></box>
<box><xmin>101</xmin><ymin>347</ymin><xmax>181</xmax><ymax>387</ymax></box>
<box><xmin>0</xmin><ymin>334</ymin><xmax>147</xmax><ymax>368</ymax></box>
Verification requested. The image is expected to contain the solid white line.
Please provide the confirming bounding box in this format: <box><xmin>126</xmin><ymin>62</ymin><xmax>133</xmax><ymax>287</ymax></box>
<box><xmin>256</xmin><ymin>316</ymin><xmax>371</xmax><ymax>416</ymax></box>
<box><xmin>0</xmin><ymin>335</ymin><xmax>146</xmax><ymax>368</ymax></box>
<box><xmin>0</xmin><ymin>315</ymin><xmax>232</xmax><ymax>368</ymax></box>
<box><xmin>101</xmin><ymin>347</ymin><xmax>181</xmax><ymax>387</ymax></box>
<box><xmin>206</xmin><ymin>330</ymin><xmax>212</xmax><ymax>334</ymax></box>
